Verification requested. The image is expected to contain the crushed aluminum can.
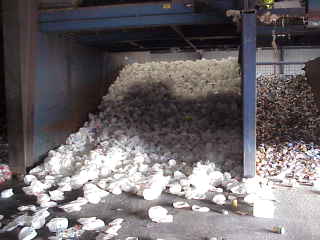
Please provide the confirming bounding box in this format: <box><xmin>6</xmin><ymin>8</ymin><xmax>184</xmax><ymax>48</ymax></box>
<box><xmin>231</xmin><ymin>199</ymin><xmax>238</xmax><ymax>209</ymax></box>
<box><xmin>271</xmin><ymin>226</ymin><xmax>285</xmax><ymax>234</ymax></box>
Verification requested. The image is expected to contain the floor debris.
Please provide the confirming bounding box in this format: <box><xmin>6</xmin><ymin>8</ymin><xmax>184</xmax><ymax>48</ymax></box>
<box><xmin>1</xmin><ymin>188</ymin><xmax>14</xmax><ymax>198</ymax></box>
<box><xmin>253</xmin><ymin>199</ymin><xmax>275</xmax><ymax>219</ymax></box>
<box><xmin>272</xmin><ymin>226</ymin><xmax>286</xmax><ymax>234</ymax></box>
<box><xmin>172</xmin><ymin>201</ymin><xmax>190</xmax><ymax>209</ymax></box>
<box><xmin>191</xmin><ymin>205</ymin><xmax>210</xmax><ymax>213</ymax></box>
<box><xmin>0</xmin><ymin>59</ymin><xmax>319</xmax><ymax>239</ymax></box>
<box><xmin>18</xmin><ymin>227</ymin><xmax>37</xmax><ymax>240</ymax></box>
<box><xmin>78</xmin><ymin>217</ymin><xmax>105</xmax><ymax>231</ymax></box>
<box><xmin>148</xmin><ymin>206</ymin><xmax>173</xmax><ymax>223</ymax></box>
<box><xmin>46</xmin><ymin>218</ymin><xmax>69</xmax><ymax>233</ymax></box>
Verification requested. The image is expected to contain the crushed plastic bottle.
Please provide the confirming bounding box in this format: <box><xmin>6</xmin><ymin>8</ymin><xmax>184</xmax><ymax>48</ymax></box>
<box><xmin>253</xmin><ymin>199</ymin><xmax>275</xmax><ymax>219</ymax></box>
<box><xmin>212</xmin><ymin>194</ymin><xmax>226</xmax><ymax>205</ymax></box>
<box><xmin>17</xmin><ymin>205</ymin><xmax>37</xmax><ymax>212</ymax></box>
<box><xmin>83</xmin><ymin>183</ymin><xmax>109</xmax><ymax>204</ymax></box>
<box><xmin>1</xmin><ymin>188</ymin><xmax>14</xmax><ymax>198</ymax></box>
<box><xmin>191</xmin><ymin>205</ymin><xmax>210</xmax><ymax>213</ymax></box>
<box><xmin>18</xmin><ymin>227</ymin><xmax>37</xmax><ymax>240</ymax></box>
<box><xmin>49</xmin><ymin>190</ymin><xmax>65</xmax><ymax>201</ymax></box>
<box><xmin>46</xmin><ymin>218</ymin><xmax>69</xmax><ymax>233</ymax></box>
<box><xmin>59</xmin><ymin>197</ymin><xmax>88</xmax><ymax>213</ymax></box>
<box><xmin>78</xmin><ymin>217</ymin><xmax>105</xmax><ymax>231</ymax></box>
<box><xmin>172</xmin><ymin>201</ymin><xmax>190</xmax><ymax>209</ymax></box>
<box><xmin>148</xmin><ymin>206</ymin><xmax>173</xmax><ymax>223</ymax></box>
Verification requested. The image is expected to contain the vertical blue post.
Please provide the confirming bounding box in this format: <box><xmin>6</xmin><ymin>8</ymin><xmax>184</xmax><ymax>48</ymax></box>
<box><xmin>242</xmin><ymin>12</ymin><xmax>256</xmax><ymax>178</ymax></box>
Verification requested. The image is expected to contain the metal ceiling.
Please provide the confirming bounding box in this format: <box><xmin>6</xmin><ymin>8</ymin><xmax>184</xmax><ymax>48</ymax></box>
<box><xmin>39</xmin><ymin>0</ymin><xmax>320</xmax><ymax>52</ymax></box>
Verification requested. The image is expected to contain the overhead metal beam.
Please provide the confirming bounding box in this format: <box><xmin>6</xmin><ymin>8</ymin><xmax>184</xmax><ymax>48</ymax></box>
<box><xmin>39</xmin><ymin>2</ymin><xmax>230</xmax><ymax>32</ymax></box>
<box><xmin>40</xmin><ymin>13</ymin><xmax>229</xmax><ymax>32</ymax></box>
<box><xmin>171</xmin><ymin>25</ymin><xmax>198</xmax><ymax>51</ymax></box>
<box><xmin>241</xmin><ymin>12</ymin><xmax>257</xmax><ymax>178</ymax></box>
<box><xmin>39</xmin><ymin>2</ymin><xmax>193</xmax><ymax>22</ymax></box>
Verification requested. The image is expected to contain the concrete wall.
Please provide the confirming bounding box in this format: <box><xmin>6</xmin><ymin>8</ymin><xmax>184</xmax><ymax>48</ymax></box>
<box><xmin>34</xmin><ymin>33</ymin><xmax>104</xmax><ymax>162</ymax></box>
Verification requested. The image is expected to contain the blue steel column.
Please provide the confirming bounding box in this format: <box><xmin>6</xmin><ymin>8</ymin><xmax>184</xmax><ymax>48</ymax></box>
<box><xmin>241</xmin><ymin>13</ymin><xmax>256</xmax><ymax>178</ymax></box>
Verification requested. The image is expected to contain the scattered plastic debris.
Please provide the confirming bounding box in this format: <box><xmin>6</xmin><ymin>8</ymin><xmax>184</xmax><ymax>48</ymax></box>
<box><xmin>59</xmin><ymin>197</ymin><xmax>88</xmax><ymax>213</ymax></box>
<box><xmin>0</xmin><ymin>164</ymin><xmax>12</xmax><ymax>184</ymax></box>
<box><xmin>107</xmin><ymin>218</ymin><xmax>124</xmax><ymax>226</ymax></box>
<box><xmin>221</xmin><ymin>209</ymin><xmax>229</xmax><ymax>215</ymax></box>
<box><xmin>30</xmin><ymin>208</ymin><xmax>50</xmax><ymax>229</ymax></box>
<box><xmin>96</xmin><ymin>218</ymin><xmax>124</xmax><ymax>240</ymax></box>
<box><xmin>83</xmin><ymin>183</ymin><xmax>109</xmax><ymax>204</ymax></box>
<box><xmin>78</xmin><ymin>217</ymin><xmax>105</xmax><ymax>231</ymax></box>
<box><xmin>253</xmin><ymin>200</ymin><xmax>275</xmax><ymax>219</ymax></box>
<box><xmin>191</xmin><ymin>205</ymin><xmax>210</xmax><ymax>213</ymax></box>
<box><xmin>46</xmin><ymin>218</ymin><xmax>69</xmax><ymax>233</ymax></box>
<box><xmin>49</xmin><ymin>189</ymin><xmax>65</xmax><ymax>201</ymax></box>
<box><xmin>173</xmin><ymin>201</ymin><xmax>190</xmax><ymax>209</ymax></box>
<box><xmin>53</xmin><ymin>225</ymin><xmax>84</xmax><ymax>239</ymax></box>
<box><xmin>1</xmin><ymin>188</ymin><xmax>14</xmax><ymax>198</ymax></box>
<box><xmin>212</xmin><ymin>194</ymin><xmax>226</xmax><ymax>205</ymax></box>
<box><xmin>148</xmin><ymin>206</ymin><xmax>173</xmax><ymax>223</ymax></box>
<box><xmin>17</xmin><ymin>205</ymin><xmax>37</xmax><ymax>212</ymax></box>
<box><xmin>18</xmin><ymin>227</ymin><xmax>37</xmax><ymax>240</ymax></box>
<box><xmin>313</xmin><ymin>179</ymin><xmax>320</xmax><ymax>193</ymax></box>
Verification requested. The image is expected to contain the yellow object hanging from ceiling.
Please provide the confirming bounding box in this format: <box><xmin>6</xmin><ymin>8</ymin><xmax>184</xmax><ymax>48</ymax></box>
<box><xmin>263</xmin><ymin>0</ymin><xmax>275</xmax><ymax>9</ymax></box>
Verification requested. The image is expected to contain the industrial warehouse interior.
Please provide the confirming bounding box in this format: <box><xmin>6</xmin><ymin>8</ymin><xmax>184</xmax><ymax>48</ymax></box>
<box><xmin>0</xmin><ymin>0</ymin><xmax>320</xmax><ymax>240</ymax></box>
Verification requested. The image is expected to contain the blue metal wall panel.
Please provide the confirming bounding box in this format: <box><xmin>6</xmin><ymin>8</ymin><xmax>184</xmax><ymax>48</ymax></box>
<box><xmin>34</xmin><ymin>33</ymin><xmax>104</xmax><ymax>160</ymax></box>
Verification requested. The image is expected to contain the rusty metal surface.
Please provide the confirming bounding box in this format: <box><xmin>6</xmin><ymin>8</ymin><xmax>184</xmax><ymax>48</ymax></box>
<box><xmin>34</xmin><ymin>33</ymin><xmax>104</xmax><ymax>163</ymax></box>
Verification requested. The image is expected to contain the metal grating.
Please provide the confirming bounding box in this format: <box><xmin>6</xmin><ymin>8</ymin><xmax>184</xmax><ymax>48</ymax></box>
<box><xmin>283</xmin><ymin>64</ymin><xmax>305</xmax><ymax>75</ymax></box>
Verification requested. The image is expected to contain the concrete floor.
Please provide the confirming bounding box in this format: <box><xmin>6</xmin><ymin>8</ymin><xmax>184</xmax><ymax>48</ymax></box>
<box><xmin>0</xmin><ymin>182</ymin><xmax>319</xmax><ymax>240</ymax></box>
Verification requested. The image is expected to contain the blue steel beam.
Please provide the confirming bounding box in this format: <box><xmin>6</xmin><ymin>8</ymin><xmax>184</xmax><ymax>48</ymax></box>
<box><xmin>39</xmin><ymin>2</ymin><xmax>230</xmax><ymax>32</ymax></box>
<box><xmin>77</xmin><ymin>30</ymin><xmax>178</xmax><ymax>43</ymax></box>
<box><xmin>40</xmin><ymin>13</ymin><xmax>229</xmax><ymax>32</ymax></box>
<box><xmin>39</xmin><ymin>2</ymin><xmax>193</xmax><ymax>23</ymax></box>
<box><xmin>241</xmin><ymin>12</ymin><xmax>256</xmax><ymax>178</ymax></box>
